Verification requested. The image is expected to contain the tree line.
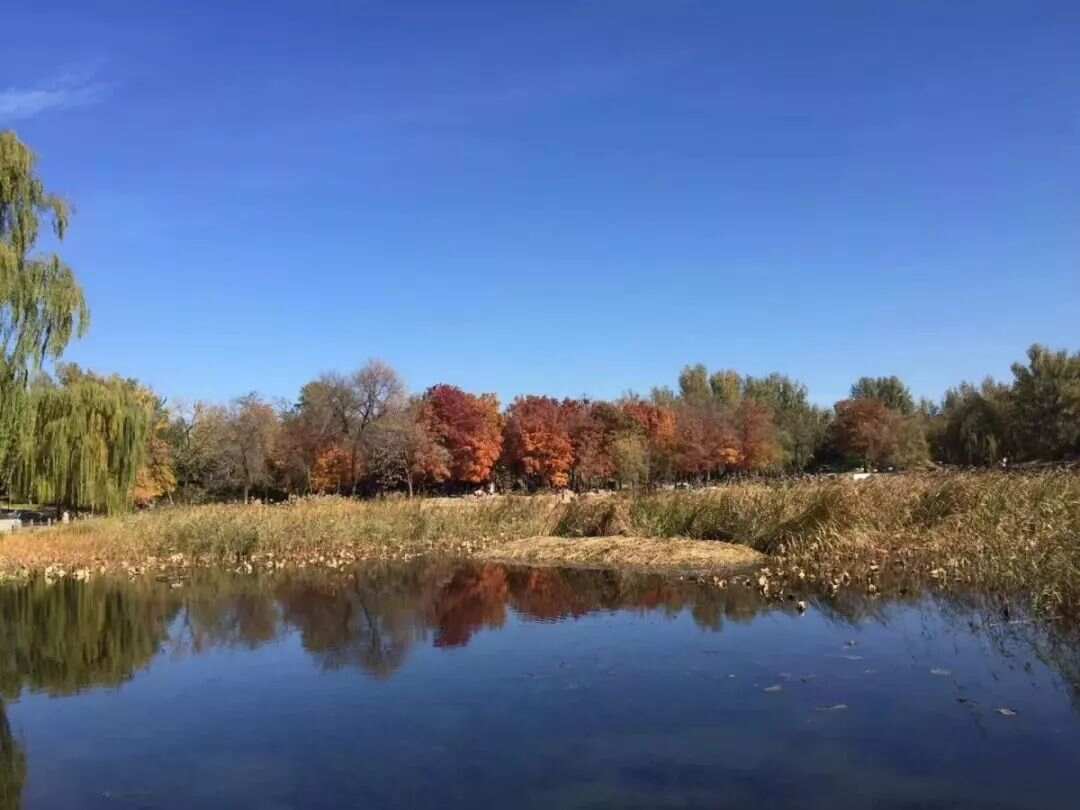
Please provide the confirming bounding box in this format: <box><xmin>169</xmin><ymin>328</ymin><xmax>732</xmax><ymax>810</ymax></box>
<box><xmin>147</xmin><ymin>345</ymin><xmax>1080</xmax><ymax>504</ymax></box>
<box><xmin>2</xmin><ymin>129</ymin><xmax>1078</xmax><ymax>511</ymax></box>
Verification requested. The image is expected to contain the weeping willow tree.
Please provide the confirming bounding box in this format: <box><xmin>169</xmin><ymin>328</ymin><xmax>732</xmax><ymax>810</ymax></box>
<box><xmin>0</xmin><ymin>131</ymin><xmax>89</xmax><ymax>490</ymax></box>
<box><xmin>11</xmin><ymin>366</ymin><xmax>151</xmax><ymax>513</ymax></box>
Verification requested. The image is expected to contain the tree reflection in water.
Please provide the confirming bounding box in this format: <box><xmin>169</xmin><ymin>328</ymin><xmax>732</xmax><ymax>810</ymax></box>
<box><xmin>4</xmin><ymin>563</ymin><xmax>1080</xmax><ymax>695</ymax></box>
<box><xmin>277</xmin><ymin>566</ymin><xmax>430</xmax><ymax>679</ymax></box>
<box><xmin>0</xmin><ymin>578</ymin><xmax>177</xmax><ymax>699</ymax></box>
<box><xmin>3</xmin><ymin>561</ymin><xmax>1080</xmax><ymax>809</ymax></box>
<box><xmin>0</xmin><ymin>703</ymin><xmax>24</xmax><ymax>810</ymax></box>
<box><xmin>429</xmin><ymin>564</ymin><xmax>510</xmax><ymax>647</ymax></box>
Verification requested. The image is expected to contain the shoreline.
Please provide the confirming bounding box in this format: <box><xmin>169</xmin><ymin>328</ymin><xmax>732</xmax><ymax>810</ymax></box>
<box><xmin>1</xmin><ymin>471</ymin><xmax>1076</xmax><ymax>619</ymax></box>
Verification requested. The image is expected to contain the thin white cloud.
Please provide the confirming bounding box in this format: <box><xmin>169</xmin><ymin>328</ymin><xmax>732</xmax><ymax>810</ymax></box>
<box><xmin>0</xmin><ymin>74</ymin><xmax>108</xmax><ymax>121</ymax></box>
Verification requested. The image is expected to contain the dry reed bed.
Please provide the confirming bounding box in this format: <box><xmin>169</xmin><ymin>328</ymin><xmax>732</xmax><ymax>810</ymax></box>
<box><xmin>1</xmin><ymin>472</ymin><xmax>1077</xmax><ymax>617</ymax></box>
<box><xmin>0</xmin><ymin>495</ymin><xmax>557</xmax><ymax>580</ymax></box>
<box><xmin>482</xmin><ymin>535</ymin><xmax>764</xmax><ymax>572</ymax></box>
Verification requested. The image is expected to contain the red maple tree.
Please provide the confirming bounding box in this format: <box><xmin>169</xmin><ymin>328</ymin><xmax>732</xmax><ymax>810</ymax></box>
<box><xmin>502</xmin><ymin>395</ymin><xmax>574</xmax><ymax>489</ymax></box>
<box><xmin>421</xmin><ymin>384</ymin><xmax>504</xmax><ymax>485</ymax></box>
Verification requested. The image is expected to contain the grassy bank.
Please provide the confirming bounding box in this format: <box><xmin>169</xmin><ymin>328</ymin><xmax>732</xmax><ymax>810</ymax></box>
<box><xmin>2</xmin><ymin>472</ymin><xmax>1078</xmax><ymax>617</ymax></box>
<box><xmin>0</xmin><ymin>494</ymin><xmax>556</xmax><ymax>577</ymax></box>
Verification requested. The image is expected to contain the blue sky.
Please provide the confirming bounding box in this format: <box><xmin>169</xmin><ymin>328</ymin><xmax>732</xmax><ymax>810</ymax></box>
<box><xmin>3</xmin><ymin>1</ymin><xmax>1078</xmax><ymax>408</ymax></box>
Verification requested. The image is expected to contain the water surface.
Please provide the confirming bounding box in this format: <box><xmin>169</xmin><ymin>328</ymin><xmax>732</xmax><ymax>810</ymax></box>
<box><xmin>2</xmin><ymin>562</ymin><xmax>1079</xmax><ymax>809</ymax></box>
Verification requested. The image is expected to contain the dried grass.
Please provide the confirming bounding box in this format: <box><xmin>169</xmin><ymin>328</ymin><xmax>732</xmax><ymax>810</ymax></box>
<box><xmin>2</xmin><ymin>472</ymin><xmax>1077</xmax><ymax>617</ymax></box>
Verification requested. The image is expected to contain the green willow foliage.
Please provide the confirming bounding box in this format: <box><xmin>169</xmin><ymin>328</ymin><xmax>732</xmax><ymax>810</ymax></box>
<box><xmin>0</xmin><ymin>131</ymin><xmax>89</xmax><ymax>488</ymax></box>
<box><xmin>936</xmin><ymin>380</ymin><xmax>1011</xmax><ymax>466</ymax></box>
<box><xmin>0</xmin><ymin>577</ymin><xmax>177</xmax><ymax>700</ymax></box>
<box><xmin>12</xmin><ymin>367</ymin><xmax>152</xmax><ymax>513</ymax></box>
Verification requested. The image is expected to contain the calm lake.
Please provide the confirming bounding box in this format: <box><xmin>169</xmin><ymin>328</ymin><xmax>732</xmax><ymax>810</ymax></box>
<box><xmin>2</xmin><ymin>562</ymin><xmax>1080</xmax><ymax>809</ymax></box>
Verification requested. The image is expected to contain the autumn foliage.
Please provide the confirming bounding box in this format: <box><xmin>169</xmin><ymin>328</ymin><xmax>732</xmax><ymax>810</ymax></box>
<box><xmin>732</xmin><ymin>399</ymin><xmax>780</xmax><ymax>471</ymax></box>
<box><xmin>622</xmin><ymin>401</ymin><xmax>677</xmax><ymax>451</ymax></box>
<box><xmin>564</xmin><ymin>401</ymin><xmax>621</xmax><ymax>487</ymax></box>
<box><xmin>151</xmin><ymin>364</ymin><xmax>811</xmax><ymax>503</ymax></box>
<box><xmin>829</xmin><ymin>398</ymin><xmax>903</xmax><ymax>467</ymax></box>
<box><xmin>132</xmin><ymin>434</ymin><xmax>177</xmax><ymax>506</ymax></box>
<box><xmin>673</xmin><ymin>406</ymin><xmax>735</xmax><ymax>477</ymax></box>
<box><xmin>153</xmin><ymin>354</ymin><xmax>1027</xmax><ymax>506</ymax></box>
<box><xmin>502</xmin><ymin>396</ymin><xmax>574</xmax><ymax>488</ymax></box>
<box><xmin>420</xmin><ymin>385</ymin><xmax>503</xmax><ymax>485</ymax></box>
<box><xmin>310</xmin><ymin>445</ymin><xmax>354</xmax><ymax>494</ymax></box>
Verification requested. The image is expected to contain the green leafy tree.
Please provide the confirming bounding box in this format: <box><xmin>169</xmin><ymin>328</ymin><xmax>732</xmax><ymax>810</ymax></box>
<box><xmin>1010</xmin><ymin>344</ymin><xmax>1080</xmax><ymax>460</ymax></box>
<box><xmin>677</xmin><ymin>364</ymin><xmax>711</xmax><ymax>404</ymax></box>
<box><xmin>850</xmin><ymin>375</ymin><xmax>915</xmax><ymax>415</ymax></box>
<box><xmin>708</xmin><ymin>370</ymin><xmax>742</xmax><ymax>407</ymax></box>
<box><xmin>648</xmin><ymin>386</ymin><xmax>678</xmax><ymax>408</ymax></box>
<box><xmin>610</xmin><ymin>432</ymin><xmax>649</xmax><ymax>489</ymax></box>
<box><xmin>11</xmin><ymin>366</ymin><xmax>151</xmax><ymax>513</ymax></box>
<box><xmin>0</xmin><ymin>132</ymin><xmax>89</xmax><ymax>488</ymax></box>
<box><xmin>935</xmin><ymin>379</ymin><xmax>1012</xmax><ymax>466</ymax></box>
<box><xmin>743</xmin><ymin>373</ymin><xmax>828</xmax><ymax>470</ymax></box>
<box><xmin>892</xmin><ymin>414</ymin><xmax>932</xmax><ymax>469</ymax></box>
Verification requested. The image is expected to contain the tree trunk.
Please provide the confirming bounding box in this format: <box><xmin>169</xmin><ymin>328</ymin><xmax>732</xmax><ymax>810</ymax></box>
<box><xmin>349</xmin><ymin>444</ymin><xmax>359</xmax><ymax>497</ymax></box>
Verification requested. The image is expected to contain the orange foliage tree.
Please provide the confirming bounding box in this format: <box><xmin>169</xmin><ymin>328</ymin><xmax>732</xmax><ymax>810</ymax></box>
<box><xmin>673</xmin><ymin>405</ymin><xmax>741</xmax><ymax>480</ymax></box>
<box><xmin>622</xmin><ymin>401</ymin><xmax>677</xmax><ymax>449</ymax></box>
<box><xmin>409</xmin><ymin>424</ymin><xmax>453</xmax><ymax>489</ymax></box>
<box><xmin>420</xmin><ymin>385</ymin><xmax>503</xmax><ymax>485</ymax></box>
<box><xmin>132</xmin><ymin>434</ymin><xmax>176</xmax><ymax>506</ymax></box>
<box><xmin>310</xmin><ymin>445</ymin><xmax>354</xmax><ymax>494</ymax></box>
<box><xmin>733</xmin><ymin>399</ymin><xmax>780</xmax><ymax>471</ymax></box>
<box><xmin>502</xmin><ymin>396</ymin><xmax>574</xmax><ymax>489</ymax></box>
<box><xmin>622</xmin><ymin>400</ymin><xmax>677</xmax><ymax>482</ymax></box>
